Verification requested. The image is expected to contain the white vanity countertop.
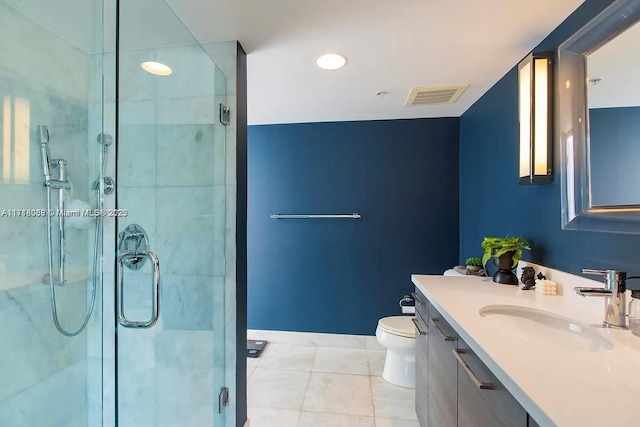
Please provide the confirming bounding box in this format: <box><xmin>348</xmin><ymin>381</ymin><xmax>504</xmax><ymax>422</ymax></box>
<box><xmin>412</xmin><ymin>274</ymin><xmax>640</xmax><ymax>427</ymax></box>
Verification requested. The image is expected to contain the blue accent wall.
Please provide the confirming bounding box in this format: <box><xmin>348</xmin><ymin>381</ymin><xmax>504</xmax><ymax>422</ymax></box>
<box><xmin>590</xmin><ymin>107</ymin><xmax>640</xmax><ymax>206</ymax></box>
<box><xmin>460</xmin><ymin>0</ymin><xmax>640</xmax><ymax>282</ymax></box>
<box><xmin>248</xmin><ymin>119</ymin><xmax>460</xmax><ymax>335</ymax></box>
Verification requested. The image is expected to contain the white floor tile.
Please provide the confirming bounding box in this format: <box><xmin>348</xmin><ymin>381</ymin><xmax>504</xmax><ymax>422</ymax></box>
<box><xmin>312</xmin><ymin>347</ymin><xmax>369</xmax><ymax>375</ymax></box>
<box><xmin>248</xmin><ymin>329</ymin><xmax>368</xmax><ymax>348</ymax></box>
<box><xmin>370</xmin><ymin>376</ymin><xmax>418</xmax><ymax>420</ymax></box>
<box><xmin>257</xmin><ymin>343</ymin><xmax>316</xmax><ymax>371</ymax></box>
<box><xmin>302</xmin><ymin>372</ymin><xmax>373</xmax><ymax>416</ymax></box>
<box><xmin>247</xmin><ymin>407</ymin><xmax>300</xmax><ymax>427</ymax></box>
<box><xmin>307</xmin><ymin>333</ymin><xmax>368</xmax><ymax>348</ymax></box>
<box><xmin>367</xmin><ymin>349</ymin><xmax>386</xmax><ymax>377</ymax></box>
<box><xmin>248</xmin><ymin>368</ymin><xmax>310</xmax><ymax>410</ymax></box>
<box><xmin>297</xmin><ymin>411</ymin><xmax>375</xmax><ymax>427</ymax></box>
<box><xmin>366</xmin><ymin>336</ymin><xmax>385</xmax><ymax>350</ymax></box>
<box><xmin>247</xmin><ymin>357</ymin><xmax>260</xmax><ymax>379</ymax></box>
<box><xmin>246</xmin><ymin>331</ymin><xmax>418</xmax><ymax>427</ymax></box>
<box><xmin>374</xmin><ymin>418</ymin><xmax>421</xmax><ymax>427</ymax></box>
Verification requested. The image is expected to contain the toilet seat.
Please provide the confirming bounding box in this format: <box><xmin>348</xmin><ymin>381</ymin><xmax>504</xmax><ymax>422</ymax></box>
<box><xmin>378</xmin><ymin>316</ymin><xmax>415</xmax><ymax>338</ymax></box>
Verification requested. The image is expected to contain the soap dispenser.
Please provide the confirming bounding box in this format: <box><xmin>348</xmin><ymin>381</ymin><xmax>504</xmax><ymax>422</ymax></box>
<box><xmin>628</xmin><ymin>290</ymin><xmax>640</xmax><ymax>336</ymax></box>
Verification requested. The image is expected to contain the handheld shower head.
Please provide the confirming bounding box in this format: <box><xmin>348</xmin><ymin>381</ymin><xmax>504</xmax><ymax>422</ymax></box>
<box><xmin>38</xmin><ymin>125</ymin><xmax>49</xmax><ymax>143</ymax></box>
<box><xmin>38</xmin><ymin>125</ymin><xmax>52</xmax><ymax>182</ymax></box>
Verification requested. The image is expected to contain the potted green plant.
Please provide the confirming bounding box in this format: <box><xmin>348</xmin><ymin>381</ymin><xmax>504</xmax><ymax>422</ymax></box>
<box><xmin>481</xmin><ymin>236</ymin><xmax>530</xmax><ymax>285</ymax></box>
<box><xmin>465</xmin><ymin>257</ymin><xmax>483</xmax><ymax>273</ymax></box>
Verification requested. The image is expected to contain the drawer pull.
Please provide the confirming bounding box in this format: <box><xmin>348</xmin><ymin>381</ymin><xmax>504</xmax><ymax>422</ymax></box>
<box><xmin>411</xmin><ymin>291</ymin><xmax>426</xmax><ymax>306</ymax></box>
<box><xmin>411</xmin><ymin>318</ymin><xmax>427</xmax><ymax>335</ymax></box>
<box><xmin>453</xmin><ymin>348</ymin><xmax>494</xmax><ymax>390</ymax></box>
<box><xmin>431</xmin><ymin>317</ymin><xmax>454</xmax><ymax>341</ymax></box>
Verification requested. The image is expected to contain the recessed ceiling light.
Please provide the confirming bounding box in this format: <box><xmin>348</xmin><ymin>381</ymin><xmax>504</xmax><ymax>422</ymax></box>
<box><xmin>315</xmin><ymin>53</ymin><xmax>347</xmax><ymax>71</ymax></box>
<box><xmin>141</xmin><ymin>61</ymin><xmax>172</xmax><ymax>76</ymax></box>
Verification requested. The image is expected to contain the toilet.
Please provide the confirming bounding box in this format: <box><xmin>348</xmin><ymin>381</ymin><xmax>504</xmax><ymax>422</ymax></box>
<box><xmin>377</xmin><ymin>269</ymin><xmax>464</xmax><ymax>388</ymax></box>
<box><xmin>376</xmin><ymin>315</ymin><xmax>416</xmax><ymax>388</ymax></box>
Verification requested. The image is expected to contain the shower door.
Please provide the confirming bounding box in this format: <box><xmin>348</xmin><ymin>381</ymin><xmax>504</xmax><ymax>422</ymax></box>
<box><xmin>111</xmin><ymin>1</ymin><xmax>228</xmax><ymax>426</ymax></box>
<box><xmin>0</xmin><ymin>0</ymin><xmax>106</xmax><ymax>425</ymax></box>
<box><xmin>0</xmin><ymin>0</ymin><xmax>229</xmax><ymax>425</ymax></box>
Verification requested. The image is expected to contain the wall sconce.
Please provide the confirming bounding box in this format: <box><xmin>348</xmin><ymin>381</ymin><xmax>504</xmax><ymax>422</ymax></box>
<box><xmin>518</xmin><ymin>51</ymin><xmax>553</xmax><ymax>184</ymax></box>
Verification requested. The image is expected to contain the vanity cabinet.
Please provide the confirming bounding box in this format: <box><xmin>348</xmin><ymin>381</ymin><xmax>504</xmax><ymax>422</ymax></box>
<box><xmin>414</xmin><ymin>288</ymin><xmax>534</xmax><ymax>427</ymax></box>
<box><xmin>413</xmin><ymin>292</ymin><xmax>429</xmax><ymax>426</ymax></box>
<box><xmin>456</xmin><ymin>337</ymin><xmax>527</xmax><ymax>427</ymax></box>
<box><xmin>427</xmin><ymin>301</ymin><xmax>458</xmax><ymax>427</ymax></box>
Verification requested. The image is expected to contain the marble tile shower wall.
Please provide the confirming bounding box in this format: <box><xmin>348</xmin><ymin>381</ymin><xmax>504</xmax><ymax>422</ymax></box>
<box><xmin>0</xmin><ymin>4</ymin><xmax>237</xmax><ymax>426</ymax></box>
<box><xmin>93</xmin><ymin>43</ymin><xmax>232</xmax><ymax>427</ymax></box>
<box><xmin>0</xmin><ymin>2</ymin><xmax>95</xmax><ymax>426</ymax></box>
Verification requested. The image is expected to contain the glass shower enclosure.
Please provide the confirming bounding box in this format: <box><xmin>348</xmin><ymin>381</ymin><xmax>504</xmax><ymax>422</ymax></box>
<box><xmin>0</xmin><ymin>0</ymin><xmax>231</xmax><ymax>425</ymax></box>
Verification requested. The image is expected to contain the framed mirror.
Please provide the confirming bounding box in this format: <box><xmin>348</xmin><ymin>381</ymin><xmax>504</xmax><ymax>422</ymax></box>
<box><xmin>559</xmin><ymin>0</ymin><xmax>640</xmax><ymax>233</ymax></box>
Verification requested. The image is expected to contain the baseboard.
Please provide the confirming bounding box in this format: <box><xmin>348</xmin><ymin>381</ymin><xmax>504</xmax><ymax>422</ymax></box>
<box><xmin>247</xmin><ymin>329</ymin><xmax>384</xmax><ymax>350</ymax></box>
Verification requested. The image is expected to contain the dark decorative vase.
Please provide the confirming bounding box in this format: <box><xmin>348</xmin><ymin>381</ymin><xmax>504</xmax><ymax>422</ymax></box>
<box><xmin>492</xmin><ymin>250</ymin><xmax>518</xmax><ymax>285</ymax></box>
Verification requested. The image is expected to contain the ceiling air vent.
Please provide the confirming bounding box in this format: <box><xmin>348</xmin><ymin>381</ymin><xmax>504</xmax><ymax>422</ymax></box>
<box><xmin>405</xmin><ymin>85</ymin><xmax>469</xmax><ymax>106</ymax></box>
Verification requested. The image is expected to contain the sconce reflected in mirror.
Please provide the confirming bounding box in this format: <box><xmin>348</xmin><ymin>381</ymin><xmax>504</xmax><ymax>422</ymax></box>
<box><xmin>518</xmin><ymin>51</ymin><xmax>553</xmax><ymax>184</ymax></box>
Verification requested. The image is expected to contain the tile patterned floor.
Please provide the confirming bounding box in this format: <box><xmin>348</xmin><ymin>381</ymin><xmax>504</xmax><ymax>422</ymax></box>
<box><xmin>247</xmin><ymin>330</ymin><xmax>419</xmax><ymax>427</ymax></box>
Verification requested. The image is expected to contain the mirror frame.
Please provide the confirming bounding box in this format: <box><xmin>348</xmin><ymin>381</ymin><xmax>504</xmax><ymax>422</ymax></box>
<box><xmin>559</xmin><ymin>0</ymin><xmax>640</xmax><ymax>234</ymax></box>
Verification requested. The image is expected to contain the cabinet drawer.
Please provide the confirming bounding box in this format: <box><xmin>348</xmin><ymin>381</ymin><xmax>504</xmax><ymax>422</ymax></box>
<box><xmin>415</xmin><ymin>315</ymin><xmax>429</xmax><ymax>426</ymax></box>
<box><xmin>428</xmin><ymin>302</ymin><xmax>456</xmax><ymax>342</ymax></box>
<box><xmin>413</xmin><ymin>288</ymin><xmax>428</xmax><ymax>321</ymax></box>
<box><xmin>456</xmin><ymin>337</ymin><xmax>527</xmax><ymax>427</ymax></box>
<box><xmin>428</xmin><ymin>302</ymin><xmax>457</xmax><ymax>427</ymax></box>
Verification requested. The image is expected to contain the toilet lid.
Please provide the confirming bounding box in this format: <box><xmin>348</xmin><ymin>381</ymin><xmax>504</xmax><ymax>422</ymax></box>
<box><xmin>378</xmin><ymin>316</ymin><xmax>415</xmax><ymax>338</ymax></box>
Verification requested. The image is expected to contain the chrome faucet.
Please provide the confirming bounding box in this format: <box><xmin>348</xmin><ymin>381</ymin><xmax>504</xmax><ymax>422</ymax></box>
<box><xmin>575</xmin><ymin>269</ymin><xmax>627</xmax><ymax>329</ymax></box>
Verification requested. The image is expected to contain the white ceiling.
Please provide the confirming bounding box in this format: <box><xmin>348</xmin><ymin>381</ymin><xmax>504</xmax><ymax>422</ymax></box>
<box><xmin>164</xmin><ymin>0</ymin><xmax>585</xmax><ymax>125</ymax></box>
<box><xmin>3</xmin><ymin>0</ymin><xmax>586</xmax><ymax>125</ymax></box>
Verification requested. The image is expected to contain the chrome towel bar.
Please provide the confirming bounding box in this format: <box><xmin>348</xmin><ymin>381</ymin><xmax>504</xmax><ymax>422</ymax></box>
<box><xmin>270</xmin><ymin>213</ymin><xmax>362</xmax><ymax>219</ymax></box>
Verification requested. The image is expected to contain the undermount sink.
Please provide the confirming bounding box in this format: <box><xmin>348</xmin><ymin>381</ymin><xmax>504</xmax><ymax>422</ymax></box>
<box><xmin>479</xmin><ymin>304</ymin><xmax>614</xmax><ymax>352</ymax></box>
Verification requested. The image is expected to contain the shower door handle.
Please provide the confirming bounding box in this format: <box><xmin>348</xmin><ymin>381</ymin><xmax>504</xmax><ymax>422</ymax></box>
<box><xmin>117</xmin><ymin>250</ymin><xmax>160</xmax><ymax>328</ymax></box>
